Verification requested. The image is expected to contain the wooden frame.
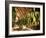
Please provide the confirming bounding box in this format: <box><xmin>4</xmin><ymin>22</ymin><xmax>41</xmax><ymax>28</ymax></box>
<box><xmin>5</xmin><ymin>1</ymin><xmax>45</xmax><ymax>38</ymax></box>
